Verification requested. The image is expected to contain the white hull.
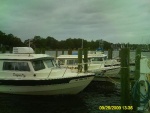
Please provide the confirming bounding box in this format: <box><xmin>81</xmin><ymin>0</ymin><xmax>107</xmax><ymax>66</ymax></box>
<box><xmin>95</xmin><ymin>66</ymin><xmax>120</xmax><ymax>76</ymax></box>
<box><xmin>0</xmin><ymin>76</ymin><xmax>94</xmax><ymax>95</ymax></box>
<box><xmin>103</xmin><ymin>67</ymin><xmax>120</xmax><ymax>76</ymax></box>
<box><xmin>0</xmin><ymin>47</ymin><xmax>95</xmax><ymax>96</ymax></box>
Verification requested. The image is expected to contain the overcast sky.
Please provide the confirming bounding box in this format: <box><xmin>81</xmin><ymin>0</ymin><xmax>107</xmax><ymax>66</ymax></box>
<box><xmin>1</xmin><ymin>0</ymin><xmax>150</xmax><ymax>44</ymax></box>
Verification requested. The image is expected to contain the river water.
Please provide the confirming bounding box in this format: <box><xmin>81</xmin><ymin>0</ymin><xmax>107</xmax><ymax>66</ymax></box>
<box><xmin>0</xmin><ymin>51</ymin><xmax>150</xmax><ymax>113</ymax></box>
<box><xmin>0</xmin><ymin>81</ymin><xmax>120</xmax><ymax>113</ymax></box>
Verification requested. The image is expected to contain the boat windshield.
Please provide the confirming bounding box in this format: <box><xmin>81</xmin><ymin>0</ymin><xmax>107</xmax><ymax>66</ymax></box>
<box><xmin>67</xmin><ymin>59</ymin><xmax>78</xmax><ymax>65</ymax></box>
<box><xmin>44</xmin><ymin>59</ymin><xmax>55</xmax><ymax>68</ymax></box>
<box><xmin>32</xmin><ymin>60</ymin><xmax>45</xmax><ymax>71</ymax></box>
<box><xmin>91</xmin><ymin>57</ymin><xmax>104</xmax><ymax>61</ymax></box>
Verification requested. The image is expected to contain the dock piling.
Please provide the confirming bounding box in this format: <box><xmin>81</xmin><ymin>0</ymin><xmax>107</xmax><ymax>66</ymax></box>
<box><xmin>120</xmin><ymin>48</ymin><xmax>130</xmax><ymax>113</ymax></box>
<box><xmin>62</xmin><ymin>50</ymin><xmax>64</xmax><ymax>55</ymax></box>
<box><xmin>83</xmin><ymin>48</ymin><xmax>88</xmax><ymax>72</ymax></box>
<box><xmin>78</xmin><ymin>48</ymin><xmax>82</xmax><ymax>72</ymax></box>
<box><xmin>108</xmin><ymin>49</ymin><xmax>113</xmax><ymax>59</ymax></box>
<box><xmin>55</xmin><ymin>49</ymin><xmax>58</xmax><ymax>58</ymax></box>
<box><xmin>68</xmin><ymin>49</ymin><xmax>72</xmax><ymax>55</ymax></box>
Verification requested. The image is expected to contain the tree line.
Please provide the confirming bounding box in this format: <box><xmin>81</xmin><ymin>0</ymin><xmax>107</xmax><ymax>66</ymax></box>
<box><xmin>0</xmin><ymin>30</ymin><xmax>148</xmax><ymax>52</ymax></box>
<box><xmin>0</xmin><ymin>30</ymin><xmax>112</xmax><ymax>51</ymax></box>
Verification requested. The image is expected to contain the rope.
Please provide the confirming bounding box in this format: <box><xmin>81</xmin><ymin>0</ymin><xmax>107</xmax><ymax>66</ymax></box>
<box><xmin>105</xmin><ymin>75</ymin><xmax>120</xmax><ymax>84</ymax></box>
<box><xmin>131</xmin><ymin>80</ymin><xmax>150</xmax><ymax>104</ymax></box>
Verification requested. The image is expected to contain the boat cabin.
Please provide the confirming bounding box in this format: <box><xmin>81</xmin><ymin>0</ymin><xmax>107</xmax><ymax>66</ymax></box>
<box><xmin>57</xmin><ymin>54</ymin><xmax>107</xmax><ymax>67</ymax></box>
<box><xmin>0</xmin><ymin>47</ymin><xmax>56</xmax><ymax>79</ymax></box>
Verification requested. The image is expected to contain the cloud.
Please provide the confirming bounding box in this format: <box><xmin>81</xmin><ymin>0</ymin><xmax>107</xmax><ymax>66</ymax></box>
<box><xmin>0</xmin><ymin>0</ymin><xmax>150</xmax><ymax>44</ymax></box>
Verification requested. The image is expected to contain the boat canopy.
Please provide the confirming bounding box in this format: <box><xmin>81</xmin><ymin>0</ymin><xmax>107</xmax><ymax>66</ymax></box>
<box><xmin>0</xmin><ymin>47</ymin><xmax>54</xmax><ymax>60</ymax></box>
<box><xmin>13</xmin><ymin>47</ymin><xmax>34</xmax><ymax>54</ymax></box>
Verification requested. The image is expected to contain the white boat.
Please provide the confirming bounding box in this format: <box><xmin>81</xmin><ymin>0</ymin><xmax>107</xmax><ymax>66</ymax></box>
<box><xmin>57</xmin><ymin>50</ymin><xmax>120</xmax><ymax>79</ymax></box>
<box><xmin>57</xmin><ymin>54</ymin><xmax>103</xmax><ymax>74</ymax></box>
<box><xmin>88</xmin><ymin>50</ymin><xmax>120</xmax><ymax>76</ymax></box>
<box><xmin>0</xmin><ymin>47</ymin><xmax>95</xmax><ymax>95</ymax></box>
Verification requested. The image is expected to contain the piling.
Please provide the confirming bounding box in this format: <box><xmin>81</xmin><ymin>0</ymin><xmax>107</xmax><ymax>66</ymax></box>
<box><xmin>55</xmin><ymin>49</ymin><xmax>58</xmax><ymax>58</ymax></box>
<box><xmin>62</xmin><ymin>50</ymin><xmax>64</xmax><ymax>55</ymax></box>
<box><xmin>108</xmin><ymin>49</ymin><xmax>113</xmax><ymax>59</ymax></box>
<box><xmin>83</xmin><ymin>48</ymin><xmax>88</xmax><ymax>72</ymax></box>
<box><xmin>135</xmin><ymin>47</ymin><xmax>141</xmax><ymax>80</ymax></box>
<box><xmin>78</xmin><ymin>48</ymin><xmax>82</xmax><ymax>72</ymax></box>
<box><xmin>68</xmin><ymin>49</ymin><xmax>72</xmax><ymax>55</ymax></box>
<box><xmin>132</xmin><ymin>47</ymin><xmax>141</xmax><ymax>111</ymax></box>
<box><xmin>120</xmin><ymin>48</ymin><xmax>130</xmax><ymax>113</ymax></box>
<box><xmin>41</xmin><ymin>48</ymin><xmax>45</xmax><ymax>54</ymax></box>
<box><xmin>119</xmin><ymin>49</ymin><xmax>121</xmax><ymax>59</ymax></box>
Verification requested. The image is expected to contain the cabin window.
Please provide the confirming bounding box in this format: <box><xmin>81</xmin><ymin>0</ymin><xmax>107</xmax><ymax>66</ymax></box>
<box><xmin>58</xmin><ymin>59</ymin><xmax>65</xmax><ymax>65</ymax></box>
<box><xmin>32</xmin><ymin>60</ymin><xmax>45</xmax><ymax>71</ymax></box>
<box><xmin>67</xmin><ymin>60</ymin><xmax>78</xmax><ymax>65</ymax></box>
<box><xmin>44</xmin><ymin>59</ymin><xmax>54</xmax><ymax>68</ymax></box>
<box><xmin>91</xmin><ymin>57</ymin><xmax>103</xmax><ymax>61</ymax></box>
<box><xmin>3</xmin><ymin>62</ymin><xmax>30</xmax><ymax>71</ymax></box>
<box><xmin>104</xmin><ymin>56</ymin><xmax>107</xmax><ymax>60</ymax></box>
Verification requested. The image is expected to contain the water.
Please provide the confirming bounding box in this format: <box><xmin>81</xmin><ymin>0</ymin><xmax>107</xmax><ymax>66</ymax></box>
<box><xmin>0</xmin><ymin>81</ymin><xmax>120</xmax><ymax>113</ymax></box>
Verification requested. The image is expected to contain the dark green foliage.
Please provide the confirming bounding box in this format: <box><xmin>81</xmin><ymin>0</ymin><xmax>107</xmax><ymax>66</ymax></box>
<box><xmin>1</xmin><ymin>47</ymin><xmax>6</xmax><ymax>53</ymax></box>
<box><xmin>0</xmin><ymin>31</ymin><xmax>24</xmax><ymax>51</ymax></box>
<box><xmin>0</xmin><ymin>30</ymin><xmax>114</xmax><ymax>51</ymax></box>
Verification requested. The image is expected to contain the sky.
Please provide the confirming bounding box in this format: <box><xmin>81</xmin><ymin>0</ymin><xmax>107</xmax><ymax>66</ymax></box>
<box><xmin>0</xmin><ymin>0</ymin><xmax>150</xmax><ymax>44</ymax></box>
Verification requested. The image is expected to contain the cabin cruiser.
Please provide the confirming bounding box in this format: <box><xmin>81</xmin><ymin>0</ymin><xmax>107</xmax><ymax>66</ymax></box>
<box><xmin>88</xmin><ymin>50</ymin><xmax>120</xmax><ymax>76</ymax></box>
<box><xmin>57</xmin><ymin>51</ymin><xmax>120</xmax><ymax>78</ymax></box>
<box><xmin>57</xmin><ymin>55</ymin><xmax>104</xmax><ymax>75</ymax></box>
<box><xmin>0</xmin><ymin>47</ymin><xmax>95</xmax><ymax>95</ymax></box>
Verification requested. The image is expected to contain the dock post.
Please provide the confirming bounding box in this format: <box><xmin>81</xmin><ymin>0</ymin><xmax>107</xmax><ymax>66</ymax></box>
<box><xmin>41</xmin><ymin>48</ymin><xmax>45</xmax><ymax>54</ymax></box>
<box><xmin>135</xmin><ymin>47</ymin><xmax>141</xmax><ymax>80</ymax></box>
<box><xmin>132</xmin><ymin>47</ymin><xmax>141</xmax><ymax>111</ymax></box>
<box><xmin>119</xmin><ymin>50</ymin><xmax>121</xmax><ymax>59</ymax></box>
<box><xmin>120</xmin><ymin>48</ymin><xmax>130</xmax><ymax>113</ymax></box>
<box><xmin>108</xmin><ymin>49</ymin><xmax>113</xmax><ymax>59</ymax></box>
<box><xmin>68</xmin><ymin>49</ymin><xmax>72</xmax><ymax>55</ymax></box>
<box><xmin>83</xmin><ymin>48</ymin><xmax>88</xmax><ymax>72</ymax></box>
<box><xmin>78</xmin><ymin>48</ymin><xmax>82</xmax><ymax>72</ymax></box>
<box><xmin>55</xmin><ymin>49</ymin><xmax>58</xmax><ymax>58</ymax></box>
<box><xmin>62</xmin><ymin>50</ymin><xmax>64</xmax><ymax>55</ymax></box>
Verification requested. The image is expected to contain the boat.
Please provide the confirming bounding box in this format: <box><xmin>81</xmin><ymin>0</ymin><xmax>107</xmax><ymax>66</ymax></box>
<box><xmin>57</xmin><ymin>54</ymin><xmax>104</xmax><ymax>75</ymax></box>
<box><xmin>88</xmin><ymin>50</ymin><xmax>120</xmax><ymax>76</ymax></box>
<box><xmin>57</xmin><ymin>50</ymin><xmax>120</xmax><ymax>81</ymax></box>
<box><xmin>0</xmin><ymin>47</ymin><xmax>95</xmax><ymax>95</ymax></box>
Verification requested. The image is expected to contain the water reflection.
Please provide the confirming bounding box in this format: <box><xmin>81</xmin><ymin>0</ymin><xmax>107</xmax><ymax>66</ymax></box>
<box><xmin>0</xmin><ymin>94</ymin><xmax>88</xmax><ymax>113</ymax></box>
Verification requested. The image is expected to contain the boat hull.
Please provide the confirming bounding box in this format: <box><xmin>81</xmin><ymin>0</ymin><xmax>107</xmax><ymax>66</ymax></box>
<box><xmin>0</xmin><ymin>75</ymin><xmax>94</xmax><ymax>95</ymax></box>
<box><xmin>95</xmin><ymin>66</ymin><xmax>120</xmax><ymax>76</ymax></box>
<box><xmin>102</xmin><ymin>67</ymin><xmax>120</xmax><ymax>76</ymax></box>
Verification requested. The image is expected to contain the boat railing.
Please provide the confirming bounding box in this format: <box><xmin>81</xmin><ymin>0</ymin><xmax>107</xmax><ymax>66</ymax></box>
<box><xmin>62</xmin><ymin>66</ymin><xmax>68</xmax><ymax>77</ymax></box>
<box><xmin>98</xmin><ymin>63</ymin><xmax>103</xmax><ymax>69</ymax></box>
<box><xmin>47</xmin><ymin>68</ymin><xmax>53</xmax><ymax>78</ymax></box>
